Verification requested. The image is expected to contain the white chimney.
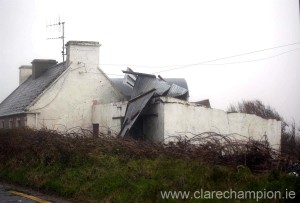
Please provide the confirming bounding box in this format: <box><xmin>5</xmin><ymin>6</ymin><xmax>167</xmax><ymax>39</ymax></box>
<box><xmin>19</xmin><ymin>65</ymin><xmax>32</xmax><ymax>85</ymax></box>
<box><xmin>66</xmin><ymin>41</ymin><xmax>100</xmax><ymax>67</ymax></box>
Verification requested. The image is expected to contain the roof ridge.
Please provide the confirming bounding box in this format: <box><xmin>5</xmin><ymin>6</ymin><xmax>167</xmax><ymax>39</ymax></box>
<box><xmin>0</xmin><ymin>62</ymin><xmax>67</xmax><ymax>117</ymax></box>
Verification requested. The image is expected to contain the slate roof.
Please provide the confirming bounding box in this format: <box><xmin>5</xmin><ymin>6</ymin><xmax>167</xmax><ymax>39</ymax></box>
<box><xmin>0</xmin><ymin>62</ymin><xmax>66</xmax><ymax>117</ymax></box>
<box><xmin>110</xmin><ymin>78</ymin><xmax>133</xmax><ymax>99</ymax></box>
<box><xmin>0</xmin><ymin>62</ymin><xmax>188</xmax><ymax>118</ymax></box>
<box><xmin>110</xmin><ymin>78</ymin><xmax>188</xmax><ymax>98</ymax></box>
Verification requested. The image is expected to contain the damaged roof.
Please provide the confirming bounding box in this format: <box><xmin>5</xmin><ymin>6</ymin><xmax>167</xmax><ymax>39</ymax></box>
<box><xmin>110</xmin><ymin>78</ymin><xmax>189</xmax><ymax>99</ymax></box>
<box><xmin>119</xmin><ymin>71</ymin><xmax>189</xmax><ymax>138</ymax></box>
<box><xmin>0</xmin><ymin>62</ymin><xmax>66</xmax><ymax>117</ymax></box>
<box><xmin>119</xmin><ymin>89</ymin><xmax>156</xmax><ymax>138</ymax></box>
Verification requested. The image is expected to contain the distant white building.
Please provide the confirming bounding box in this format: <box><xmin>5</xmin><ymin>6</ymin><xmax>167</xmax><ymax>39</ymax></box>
<box><xmin>0</xmin><ymin>40</ymin><xmax>281</xmax><ymax>150</ymax></box>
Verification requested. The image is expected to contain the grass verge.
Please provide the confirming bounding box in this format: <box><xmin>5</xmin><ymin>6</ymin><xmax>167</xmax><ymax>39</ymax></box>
<box><xmin>0</xmin><ymin>128</ymin><xmax>299</xmax><ymax>202</ymax></box>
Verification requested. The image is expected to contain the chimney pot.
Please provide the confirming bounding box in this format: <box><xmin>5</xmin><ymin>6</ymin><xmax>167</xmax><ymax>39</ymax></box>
<box><xmin>19</xmin><ymin>65</ymin><xmax>32</xmax><ymax>85</ymax></box>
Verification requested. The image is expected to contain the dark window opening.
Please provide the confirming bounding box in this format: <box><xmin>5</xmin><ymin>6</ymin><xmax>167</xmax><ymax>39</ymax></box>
<box><xmin>93</xmin><ymin>123</ymin><xmax>99</xmax><ymax>137</ymax></box>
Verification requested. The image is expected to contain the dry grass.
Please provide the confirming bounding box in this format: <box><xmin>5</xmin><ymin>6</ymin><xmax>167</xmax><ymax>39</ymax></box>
<box><xmin>1</xmin><ymin>128</ymin><xmax>299</xmax><ymax>202</ymax></box>
<box><xmin>0</xmin><ymin>128</ymin><xmax>284</xmax><ymax>172</ymax></box>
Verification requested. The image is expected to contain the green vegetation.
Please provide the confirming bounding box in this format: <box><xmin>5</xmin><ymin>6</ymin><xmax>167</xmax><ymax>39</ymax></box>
<box><xmin>228</xmin><ymin>99</ymin><xmax>300</xmax><ymax>159</ymax></box>
<box><xmin>0</xmin><ymin>128</ymin><xmax>299</xmax><ymax>202</ymax></box>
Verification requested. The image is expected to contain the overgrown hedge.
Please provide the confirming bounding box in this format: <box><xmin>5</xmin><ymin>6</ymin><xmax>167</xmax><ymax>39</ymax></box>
<box><xmin>0</xmin><ymin>128</ymin><xmax>299</xmax><ymax>202</ymax></box>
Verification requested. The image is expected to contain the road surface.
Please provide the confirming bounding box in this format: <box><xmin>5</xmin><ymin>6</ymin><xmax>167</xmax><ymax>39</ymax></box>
<box><xmin>0</xmin><ymin>183</ymin><xmax>72</xmax><ymax>203</ymax></box>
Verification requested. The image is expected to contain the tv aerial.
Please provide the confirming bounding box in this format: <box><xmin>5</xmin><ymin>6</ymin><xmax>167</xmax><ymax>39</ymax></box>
<box><xmin>46</xmin><ymin>16</ymin><xmax>66</xmax><ymax>62</ymax></box>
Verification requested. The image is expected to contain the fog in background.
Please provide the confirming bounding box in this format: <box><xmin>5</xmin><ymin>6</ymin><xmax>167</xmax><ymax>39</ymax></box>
<box><xmin>0</xmin><ymin>0</ymin><xmax>299</xmax><ymax>124</ymax></box>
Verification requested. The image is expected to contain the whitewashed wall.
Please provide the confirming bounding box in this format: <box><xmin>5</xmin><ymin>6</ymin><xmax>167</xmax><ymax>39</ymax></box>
<box><xmin>159</xmin><ymin>97</ymin><xmax>281</xmax><ymax>150</ymax></box>
<box><xmin>92</xmin><ymin>101</ymin><xmax>127</xmax><ymax>135</ymax></box>
<box><xmin>91</xmin><ymin>96</ymin><xmax>281</xmax><ymax>150</ymax></box>
<box><xmin>142</xmin><ymin>102</ymin><xmax>165</xmax><ymax>142</ymax></box>
<box><xmin>27</xmin><ymin>41</ymin><xmax>125</xmax><ymax>132</ymax></box>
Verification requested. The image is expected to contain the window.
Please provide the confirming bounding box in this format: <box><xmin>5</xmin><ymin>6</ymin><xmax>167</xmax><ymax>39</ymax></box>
<box><xmin>9</xmin><ymin>119</ymin><xmax>13</xmax><ymax>129</ymax></box>
<box><xmin>16</xmin><ymin>118</ymin><xmax>21</xmax><ymax>128</ymax></box>
<box><xmin>24</xmin><ymin>116</ymin><xmax>27</xmax><ymax>127</ymax></box>
<box><xmin>0</xmin><ymin>120</ymin><xmax>4</xmax><ymax>128</ymax></box>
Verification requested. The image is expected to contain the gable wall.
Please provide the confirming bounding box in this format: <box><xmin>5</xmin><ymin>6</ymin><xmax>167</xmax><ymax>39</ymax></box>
<box><xmin>27</xmin><ymin>64</ymin><xmax>124</xmax><ymax>132</ymax></box>
<box><xmin>27</xmin><ymin>42</ymin><xmax>125</xmax><ymax>132</ymax></box>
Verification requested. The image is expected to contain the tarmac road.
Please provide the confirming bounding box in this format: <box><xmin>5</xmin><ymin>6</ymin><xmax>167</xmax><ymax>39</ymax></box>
<box><xmin>0</xmin><ymin>183</ymin><xmax>72</xmax><ymax>203</ymax></box>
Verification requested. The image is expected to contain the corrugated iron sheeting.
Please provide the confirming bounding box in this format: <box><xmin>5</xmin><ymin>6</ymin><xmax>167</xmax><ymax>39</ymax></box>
<box><xmin>111</xmin><ymin>77</ymin><xmax>189</xmax><ymax>99</ymax></box>
<box><xmin>119</xmin><ymin>71</ymin><xmax>189</xmax><ymax>138</ymax></box>
<box><xmin>166</xmin><ymin>84</ymin><xmax>188</xmax><ymax>100</ymax></box>
<box><xmin>131</xmin><ymin>76</ymin><xmax>171</xmax><ymax>99</ymax></box>
<box><xmin>166</xmin><ymin>83</ymin><xmax>189</xmax><ymax>99</ymax></box>
<box><xmin>119</xmin><ymin>89</ymin><xmax>156</xmax><ymax>138</ymax></box>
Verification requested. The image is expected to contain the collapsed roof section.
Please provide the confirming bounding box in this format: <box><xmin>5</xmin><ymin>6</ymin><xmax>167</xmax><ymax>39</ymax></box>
<box><xmin>111</xmin><ymin>77</ymin><xmax>189</xmax><ymax>100</ymax></box>
<box><xmin>119</xmin><ymin>70</ymin><xmax>189</xmax><ymax>138</ymax></box>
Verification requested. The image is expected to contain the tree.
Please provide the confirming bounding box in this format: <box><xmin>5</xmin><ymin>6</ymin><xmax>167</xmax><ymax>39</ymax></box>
<box><xmin>228</xmin><ymin>100</ymin><xmax>299</xmax><ymax>159</ymax></box>
<box><xmin>227</xmin><ymin>100</ymin><xmax>282</xmax><ymax>121</ymax></box>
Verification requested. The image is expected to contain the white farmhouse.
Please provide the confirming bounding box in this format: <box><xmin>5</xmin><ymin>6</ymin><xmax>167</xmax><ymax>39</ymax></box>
<box><xmin>0</xmin><ymin>40</ymin><xmax>281</xmax><ymax>150</ymax></box>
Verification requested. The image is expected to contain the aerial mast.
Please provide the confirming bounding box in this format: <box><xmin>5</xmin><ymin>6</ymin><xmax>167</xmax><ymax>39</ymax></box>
<box><xmin>46</xmin><ymin>17</ymin><xmax>66</xmax><ymax>62</ymax></box>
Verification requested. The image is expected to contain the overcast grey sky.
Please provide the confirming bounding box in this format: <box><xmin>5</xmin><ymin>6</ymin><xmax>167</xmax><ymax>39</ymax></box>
<box><xmin>0</xmin><ymin>0</ymin><xmax>299</xmax><ymax>124</ymax></box>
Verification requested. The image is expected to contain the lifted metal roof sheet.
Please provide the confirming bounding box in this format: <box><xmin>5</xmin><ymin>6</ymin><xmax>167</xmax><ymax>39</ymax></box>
<box><xmin>119</xmin><ymin>70</ymin><xmax>189</xmax><ymax>138</ymax></box>
<box><xmin>166</xmin><ymin>83</ymin><xmax>189</xmax><ymax>99</ymax></box>
<box><xmin>130</xmin><ymin>76</ymin><xmax>171</xmax><ymax>99</ymax></box>
<box><xmin>119</xmin><ymin>89</ymin><xmax>156</xmax><ymax>138</ymax></box>
<box><xmin>110</xmin><ymin>77</ymin><xmax>189</xmax><ymax>99</ymax></box>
